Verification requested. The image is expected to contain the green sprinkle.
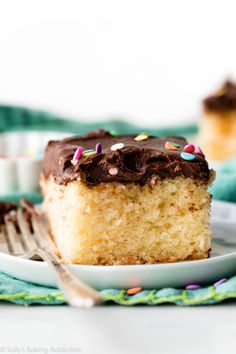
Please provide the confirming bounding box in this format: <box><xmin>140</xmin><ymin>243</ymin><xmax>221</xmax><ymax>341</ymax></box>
<box><xmin>110</xmin><ymin>130</ymin><xmax>120</xmax><ymax>136</ymax></box>
<box><xmin>83</xmin><ymin>149</ymin><xmax>95</xmax><ymax>154</ymax></box>
<box><xmin>171</xmin><ymin>142</ymin><xmax>180</xmax><ymax>148</ymax></box>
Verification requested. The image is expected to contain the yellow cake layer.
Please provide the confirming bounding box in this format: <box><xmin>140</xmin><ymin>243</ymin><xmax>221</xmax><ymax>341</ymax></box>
<box><xmin>200</xmin><ymin>111</ymin><xmax>236</xmax><ymax>161</ymax></box>
<box><xmin>41</xmin><ymin>175</ymin><xmax>213</xmax><ymax>265</ymax></box>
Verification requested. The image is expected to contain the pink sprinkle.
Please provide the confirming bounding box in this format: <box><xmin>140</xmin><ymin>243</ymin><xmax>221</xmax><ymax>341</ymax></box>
<box><xmin>71</xmin><ymin>147</ymin><xmax>83</xmax><ymax>165</ymax></box>
<box><xmin>96</xmin><ymin>143</ymin><xmax>102</xmax><ymax>154</ymax></box>
<box><xmin>213</xmin><ymin>278</ymin><xmax>227</xmax><ymax>287</ymax></box>
<box><xmin>194</xmin><ymin>146</ymin><xmax>205</xmax><ymax>157</ymax></box>
<box><xmin>186</xmin><ymin>284</ymin><xmax>201</xmax><ymax>290</ymax></box>
<box><xmin>184</xmin><ymin>144</ymin><xmax>195</xmax><ymax>153</ymax></box>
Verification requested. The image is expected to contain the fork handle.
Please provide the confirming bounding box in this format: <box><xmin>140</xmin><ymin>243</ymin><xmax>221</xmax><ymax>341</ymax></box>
<box><xmin>37</xmin><ymin>247</ymin><xmax>102</xmax><ymax>308</ymax></box>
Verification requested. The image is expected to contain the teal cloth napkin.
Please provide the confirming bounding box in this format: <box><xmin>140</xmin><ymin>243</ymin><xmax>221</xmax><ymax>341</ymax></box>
<box><xmin>210</xmin><ymin>158</ymin><xmax>236</xmax><ymax>203</ymax></box>
<box><xmin>1</xmin><ymin>104</ymin><xmax>236</xmax><ymax>306</ymax></box>
<box><xmin>1</xmin><ymin>272</ymin><xmax>236</xmax><ymax>306</ymax></box>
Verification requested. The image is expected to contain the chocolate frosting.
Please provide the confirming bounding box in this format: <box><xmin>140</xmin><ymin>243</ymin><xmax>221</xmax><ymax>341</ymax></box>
<box><xmin>42</xmin><ymin>129</ymin><xmax>211</xmax><ymax>186</ymax></box>
<box><xmin>203</xmin><ymin>80</ymin><xmax>236</xmax><ymax>112</ymax></box>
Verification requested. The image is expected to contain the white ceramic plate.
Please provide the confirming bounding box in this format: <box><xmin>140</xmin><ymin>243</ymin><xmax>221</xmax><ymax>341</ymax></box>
<box><xmin>0</xmin><ymin>200</ymin><xmax>236</xmax><ymax>290</ymax></box>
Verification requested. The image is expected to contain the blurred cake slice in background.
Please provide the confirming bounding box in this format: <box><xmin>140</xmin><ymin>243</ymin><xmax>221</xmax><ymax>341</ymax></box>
<box><xmin>200</xmin><ymin>80</ymin><xmax>236</xmax><ymax>161</ymax></box>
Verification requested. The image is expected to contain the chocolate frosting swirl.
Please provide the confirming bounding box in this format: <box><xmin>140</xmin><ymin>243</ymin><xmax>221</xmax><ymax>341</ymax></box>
<box><xmin>203</xmin><ymin>80</ymin><xmax>236</xmax><ymax>112</ymax></box>
<box><xmin>42</xmin><ymin>129</ymin><xmax>211</xmax><ymax>186</ymax></box>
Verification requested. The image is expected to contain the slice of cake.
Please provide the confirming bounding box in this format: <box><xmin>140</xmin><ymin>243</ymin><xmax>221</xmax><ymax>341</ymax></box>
<box><xmin>200</xmin><ymin>80</ymin><xmax>236</xmax><ymax>161</ymax></box>
<box><xmin>41</xmin><ymin>129</ymin><xmax>215</xmax><ymax>265</ymax></box>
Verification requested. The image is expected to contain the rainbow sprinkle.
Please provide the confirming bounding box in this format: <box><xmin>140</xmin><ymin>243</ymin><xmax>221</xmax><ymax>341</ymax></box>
<box><xmin>134</xmin><ymin>134</ymin><xmax>148</xmax><ymax>141</ymax></box>
<box><xmin>181</xmin><ymin>152</ymin><xmax>195</xmax><ymax>161</ymax></box>
<box><xmin>96</xmin><ymin>143</ymin><xmax>102</xmax><ymax>154</ymax></box>
<box><xmin>109</xmin><ymin>167</ymin><xmax>118</xmax><ymax>176</ymax></box>
<box><xmin>195</xmin><ymin>146</ymin><xmax>205</xmax><ymax>157</ymax></box>
<box><xmin>111</xmin><ymin>143</ymin><xmax>125</xmax><ymax>151</ymax></box>
<box><xmin>83</xmin><ymin>149</ymin><xmax>94</xmax><ymax>153</ymax></box>
<box><xmin>127</xmin><ymin>287</ymin><xmax>142</xmax><ymax>295</ymax></box>
<box><xmin>71</xmin><ymin>147</ymin><xmax>83</xmax><ymax>165</ymax></box>
<box><xmin>184</xmin><ymin>144</ymin><xmax>195</xmax><ymax>153</ymax></box>
<box><xmin>213</xmin><ymin>278</ymin><xmax>227</xmax><ymax>287</ymax></box>
<box><xmin>83</xmin><ymin>150</ymin><xmax>96</xmax><ymax>157</ymax></box>
<box><xmin>110</xmin><ymin>130</ymin><xmax>119</xmax><ymax>136</ymax></box>
<box><xmin>186</xmin><ymin>284</ymin><xmax>201</xmax><ymax>290</ymax></box>
<box><xmin>165</xmin><ymin>141</ymin><xmax>178</xmax><ymax>151</ymax></box>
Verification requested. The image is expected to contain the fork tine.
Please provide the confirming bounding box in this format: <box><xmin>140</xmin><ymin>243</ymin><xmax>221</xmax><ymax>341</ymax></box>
<box><xmin>4</xmin><ymin>215</ymin><xmax>24</xmax><ymax>254</ymax></box>
<box><xmin>16</xmin><ymin>208</ymin><xmax>37</xmax><ymax>252</ymax></box>
<box><xmin>22</xmin><ymin>203</ymin><xmax>102</xmax><ymax>307</ymax></box>
<box><xmin>31</xmin><ymin>214</ymin><xmax>59</xmax><ymax>254</ymax></box>
<box><xmin>20</xmin><ymin>198</ymin><xmax>39</xmax><ymax>216</ymax></box>
<box><xmin>0</xmin><ymin>225</ymin><xmax>11</xmax><ymax>253</ymax></box>
<box><xmin>16</xmin><ymin>208</ymin><xmax>39</xmax><ymax>250</ymax></box>
<box><xmin>20</xmin><ymin>199</ymin><xmax>48</xmax><ymax>249</ymax></box>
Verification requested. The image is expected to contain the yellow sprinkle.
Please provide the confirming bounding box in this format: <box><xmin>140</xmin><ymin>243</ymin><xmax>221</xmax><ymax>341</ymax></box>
<box><xmin>83</xmin><ymin>151</ymin><xmax>96</xmax><ymax>157</ymax></box>
<box><xmin>134</xmin><ymin>134</ymin><xmax>148</xmax><ymax>141</ymax></box>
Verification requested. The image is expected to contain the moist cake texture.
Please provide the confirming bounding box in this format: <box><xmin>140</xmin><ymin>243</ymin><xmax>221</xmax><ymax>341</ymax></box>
<box><xmin>41</xmin><ymin>130</ymin><xmax>214</xmax><ymax>265</ymax></box>
<box><xmin>200</xmin><ymin>80</ymin><xmax>236</xmax><ymax>160</ymax></box>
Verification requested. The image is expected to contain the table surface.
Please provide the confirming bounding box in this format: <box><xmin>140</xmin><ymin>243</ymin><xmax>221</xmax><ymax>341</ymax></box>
<box><xmin>1</xmin><ymin>303</ymin><xmax>235</xmax><ymax>354</ymax></box>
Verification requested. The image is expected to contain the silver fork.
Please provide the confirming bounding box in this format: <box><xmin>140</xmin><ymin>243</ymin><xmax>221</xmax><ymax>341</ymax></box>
<box><xmin>0</xmin><ymin>205</ymin><xmax>102</xmax><ymax>308</ymax></box>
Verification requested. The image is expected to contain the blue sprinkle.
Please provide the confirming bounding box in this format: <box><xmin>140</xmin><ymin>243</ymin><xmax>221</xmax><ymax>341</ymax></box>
<box><xmin>83</xmin><ymin>149</ymin><xmax>95</xmax><ymax>153</ymax></box>
<box><xmin>181</xmin><ymin>152</ymin><xmax>195</xmax><ymax>161</ymax></box>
